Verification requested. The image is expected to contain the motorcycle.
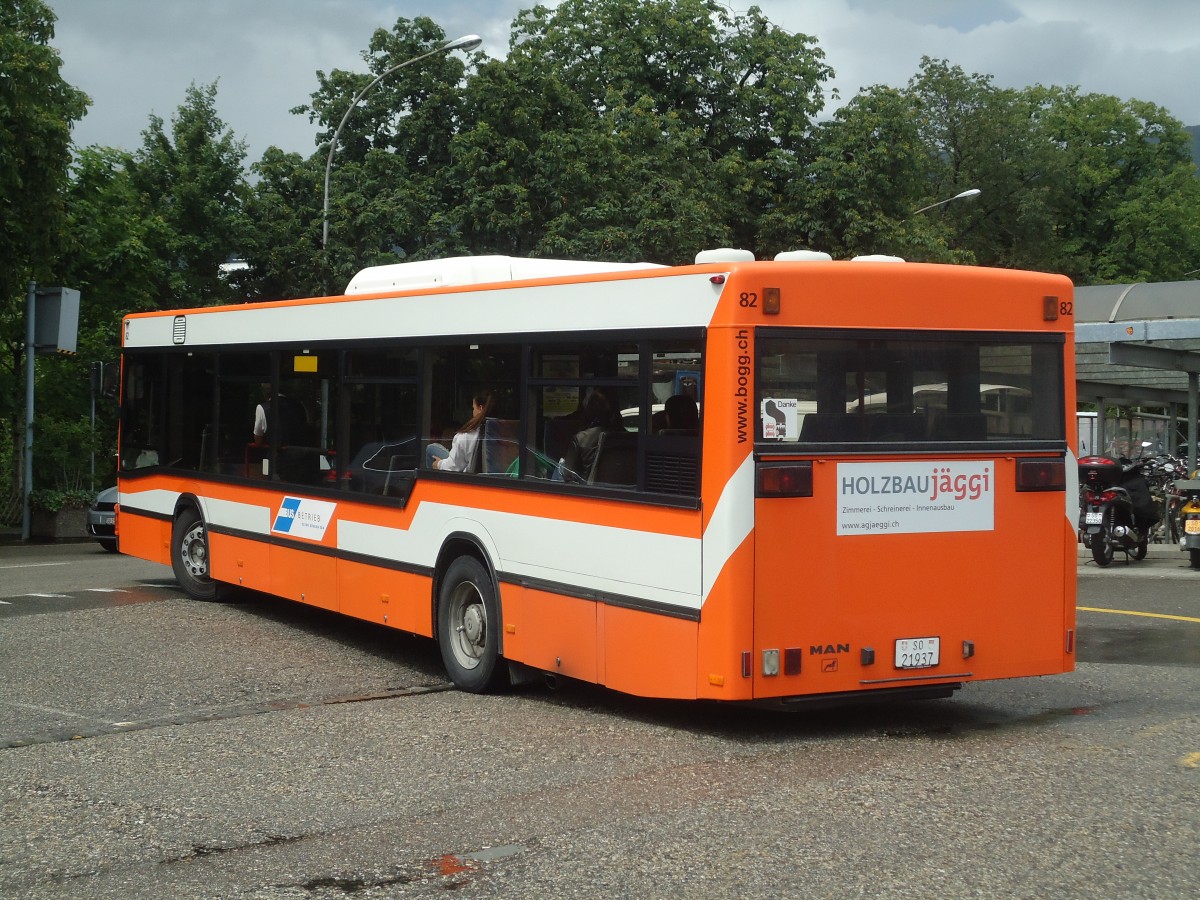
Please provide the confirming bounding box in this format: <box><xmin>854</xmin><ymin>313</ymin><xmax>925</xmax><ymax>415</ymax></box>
<box><xmin>1175</xmin><ymin>474</ymin><xmax>1200</xmax><ymax>570</ymax></box>
<box><xmin>1078</xmin><ymin>455</ymin><xmax>1159</xmax><ymax>567</ymax></box>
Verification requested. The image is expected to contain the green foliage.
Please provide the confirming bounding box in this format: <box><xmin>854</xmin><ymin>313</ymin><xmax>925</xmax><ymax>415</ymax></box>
<box><xmin>126</xmin><ymin>82</ymin><xmax>252</xmax><ymax>308</ymax></box>
<box><xmin>0</xmin><ymin>0</ymin><xmax>89</xmax><ymax>497</ymax></box>
<box><xmin>0</xmin><ymin>0</ymin><xmax>89</xmax><ymax>302</ymax></box>
<box><xmin>32</xmin><ymin>413</ymin><xmax>106</xmax><ymax>493</ymax></box>
<box><xmin>29</xmin><ymin>487</ymin><xmax>94</xmax><ymax>513</ymax></box>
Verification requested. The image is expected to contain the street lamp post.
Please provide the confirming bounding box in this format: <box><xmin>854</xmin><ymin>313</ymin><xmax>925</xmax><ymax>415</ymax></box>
<box><xmin>321</xmin><ymin>34</ymin><xmax>482</xmax><ymax>250</ymax></box>
<box><xmin>913</xmin><ymin>188</ymin><xmax>981</xmax><ymax>215</ymax></box>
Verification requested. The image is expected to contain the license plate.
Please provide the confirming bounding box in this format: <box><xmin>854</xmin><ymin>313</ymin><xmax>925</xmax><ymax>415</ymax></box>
<box><xmin>101</xmin><ymin>515</ymin><xmax>114</xmax><ymax>526</ymax></box>
<box><xmin>1186</xmin><ymin>519</ymin><xmax>1200</xmax><ymax>535</ymax></box>
<box><xmin>1085</xmin><ymin>511</ymin><xmax>1104</xmax><ymax>525</ymax></box>
<box><xmin>895</xmin><ymin>637</ymin><xmax>940</xmax><ymax>669</ymax></box>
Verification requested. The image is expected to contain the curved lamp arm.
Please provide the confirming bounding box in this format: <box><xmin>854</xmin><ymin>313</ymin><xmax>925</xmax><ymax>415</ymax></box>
<box><xmin>322</xmin><ymin>34</ymin><xmax>482</xmax><ymax>249</ymax></box>
<box><xmin>913</xmin><ymin>188</ymin><xmax>981</xmax><ymax>215</ymax></box>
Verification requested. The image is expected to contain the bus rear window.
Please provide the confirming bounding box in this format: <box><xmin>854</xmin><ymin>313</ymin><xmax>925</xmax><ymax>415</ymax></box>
<box><xmin>756</xmin><ymin>330</ymin><xmax>1065</xmax><ymax>446</ymax></box>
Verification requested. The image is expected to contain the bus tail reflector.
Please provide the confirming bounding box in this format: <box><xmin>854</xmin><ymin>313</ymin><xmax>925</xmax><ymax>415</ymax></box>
<box><xmin>1016</xmin><ymin>458</ymin><xmax>1065</xmax><ymax>491</ymax></box>
<box><xmin>757</xmin><ymin>462</ymin><xmax>813</xmax><ymax>497</ymax></box>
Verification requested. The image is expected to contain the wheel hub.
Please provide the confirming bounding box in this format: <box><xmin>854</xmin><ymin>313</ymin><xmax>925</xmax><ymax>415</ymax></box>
<box><xmin>183</xmin><ymin>527</ymin><xmax>207</xmax><ymax>577</ymax></box>
<box><xmin>462</xmin><ymin>604</ymin><xmax>484</xmax><ymax>646</ymax></box>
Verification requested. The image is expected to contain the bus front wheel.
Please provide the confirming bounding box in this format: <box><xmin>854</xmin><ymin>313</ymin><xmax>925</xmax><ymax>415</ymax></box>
<box><xmin>437</xmin><ymin>556</ymin><xmax>508</xmax><ymax>693</ymax></box>
<box><xmin>171</xmin><ymin>508</ymin><xmax>218</xmax><ymax>600</ymax></box>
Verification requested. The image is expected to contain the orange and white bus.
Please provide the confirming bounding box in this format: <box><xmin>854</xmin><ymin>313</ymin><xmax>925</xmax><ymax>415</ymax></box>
<box><xmin>116</xmin><ymin>250</ymin><xmax>1077</xmax><ymax>706</ymax></box>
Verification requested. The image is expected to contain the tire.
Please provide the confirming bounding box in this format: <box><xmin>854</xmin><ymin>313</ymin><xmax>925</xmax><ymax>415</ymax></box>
<box><xmin>436</xmin><ymin>556</ymin><xmax>508</xmax><ymax>693</ymax></box>
<box><xmin>1091</xmin><ymin>532</ymin><xmax>1114</xmax><ymax>567</ymax></box>
<box><xmin>99</xmin><ymin>538</ymin><xmax>119</xmax><ymax>554</ymax></box>
<box><xmin>1190</xmin><ymin>548</ymin><xmax>1200</xmax><ymax>570</ymax></box>
<box><xmin>171</xmin><ymin>507</ymin><xmax>218</xmax><ymax>600</ymax></box>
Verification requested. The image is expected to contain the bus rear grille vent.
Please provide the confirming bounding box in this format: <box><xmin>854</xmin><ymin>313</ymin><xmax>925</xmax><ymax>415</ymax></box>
<box><xmin>172</xmin><ymin>316</ymin><xmax>186</xmax><ymax>344</ymax></box>
<box><xmin>646</xmin><ymin>453</ymin><xmax>698</xmax><ymax>496</ymax></box>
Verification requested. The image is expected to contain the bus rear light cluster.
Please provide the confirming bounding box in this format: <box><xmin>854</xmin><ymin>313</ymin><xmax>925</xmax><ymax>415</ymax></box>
<box><xmin>1015</xmin><ymin>458</ymin><xmax>1066</xmax><ymax>491</ymax></box>
<box><xmin>756</xmin><ymin>461</ymin><xmax>813</xmax><ymax>497</ymax></box>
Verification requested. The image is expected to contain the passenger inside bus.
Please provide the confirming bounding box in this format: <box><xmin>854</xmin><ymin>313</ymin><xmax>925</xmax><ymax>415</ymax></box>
<box><xmin>429</xmin><ymin>391</ymin><xmax>495</xmax><ymax>471</ymax></box>
<box><xmin>558</xmin><ymin>388</ymin><xmax>624</xmax><ymax>482</ymax></box>
<box><xmin>252</xmin><ymin>382</ymin><xmax>310</xmax><ymax>448</ymax></box>
<box><xmin>659</xmin><ymin>393</ymin><xmax>700</xmax><ymax>435</ymax></box>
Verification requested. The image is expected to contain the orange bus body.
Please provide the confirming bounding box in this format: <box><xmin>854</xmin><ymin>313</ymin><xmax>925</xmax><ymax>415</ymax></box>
<box><xmin>117</xmin><ymin>257</ymin><xmax>1076</xmax><ymax>706</ymax></box>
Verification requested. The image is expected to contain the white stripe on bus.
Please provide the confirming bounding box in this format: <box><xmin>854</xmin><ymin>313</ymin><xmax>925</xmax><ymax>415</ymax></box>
<box><xmin>124</xmin><ymin>273</ymin><xmax>724</xmax><ymax>349</ymax></box>
<box><xmin>119</xmin><ymin>458</ymin><xmax>756</xmax><ymax>614</ymax></box>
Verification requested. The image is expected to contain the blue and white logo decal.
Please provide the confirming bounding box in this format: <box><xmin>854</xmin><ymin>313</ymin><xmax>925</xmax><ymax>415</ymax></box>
<box><xmin>272</xmin><ymin>496</ymin><xmax>337</xmax><ymax>541</ymax></box>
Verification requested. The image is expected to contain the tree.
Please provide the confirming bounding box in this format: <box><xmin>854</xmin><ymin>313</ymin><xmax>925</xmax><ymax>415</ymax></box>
<box><xmin>0</xmin><ymin>0</ymin><xmax>88</xmax><ymax>509</ymax></box>
<box><xmin>126</xmin><ymin>82</ymin><xmax>251</xmax><ymax>308</ymax></box>
<box><xmin>1030</xmin><ymin>90</ymin><xmax>1200</xmax><ymax>283</ymax></box>
<box><xmin>451</xmin><ymin>0</ymin><xmax>833</xmax><ymax>262</ymax></box>
<box><xmin>287</xmin><ymin>16</ymin><xmax>482</xmax><ymax>292</ymax></box>
<box><xmin>761</xmin><ymin>86</ymin><xmax>942</xmax><ymax>260</ymax></box>
<box><xmin>241</xmin><ymin>148</ymin><xmax>326</xmax><ymax>299</ymax></box>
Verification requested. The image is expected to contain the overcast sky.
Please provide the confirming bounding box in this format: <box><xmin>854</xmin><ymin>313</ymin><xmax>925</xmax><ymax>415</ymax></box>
<box><xmin>48</xmin><ymin>0</ymin><xmax>1200</xmax><ymax>165</ymax></box>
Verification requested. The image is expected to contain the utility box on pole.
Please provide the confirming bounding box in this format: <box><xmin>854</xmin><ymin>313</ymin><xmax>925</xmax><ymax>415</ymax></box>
<box><xmin>34</xmin><ymin>286</ymin><xmax>80</xmax><ymax>354</ymax></box>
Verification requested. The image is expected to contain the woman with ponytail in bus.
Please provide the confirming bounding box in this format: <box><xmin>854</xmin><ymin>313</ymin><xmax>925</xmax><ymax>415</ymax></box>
<box><xmin>429</xmin><ymin>391</ymin><xmax>495</xmax><ymax>471</ymax></box>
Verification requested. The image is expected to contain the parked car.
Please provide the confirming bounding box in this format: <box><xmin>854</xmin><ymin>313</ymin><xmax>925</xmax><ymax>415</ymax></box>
<box><xmin>87</xmin><ymin>486</ymin><xmax>118</xmax><ymax>552</ymax></box>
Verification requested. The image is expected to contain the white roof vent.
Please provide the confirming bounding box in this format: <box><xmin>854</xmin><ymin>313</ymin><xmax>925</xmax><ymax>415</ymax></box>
<box><xmin>695</xmin><ymin>248</ymin><xmax>755</xmax><ymax>264</ymax></box>
<box><xmin>345</xmin><ymin>255</ymin><xmax>663</xmax><ymax>294</ymax></box>
<box><xmin>850</xmin><ymin>254</ymin><xmax>906</xmax><ymax>263</ymax></box>
<box><xmin>774</xmin><ymin>250</ymin><xmax>833</xmax><ymax>262</ymax></box>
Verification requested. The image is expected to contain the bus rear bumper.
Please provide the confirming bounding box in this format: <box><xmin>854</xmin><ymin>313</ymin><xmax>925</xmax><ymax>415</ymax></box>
<box><xmin>743</xmin><ymin>682</ymin><xmax>963</xmax><ymax>711</ymax></box>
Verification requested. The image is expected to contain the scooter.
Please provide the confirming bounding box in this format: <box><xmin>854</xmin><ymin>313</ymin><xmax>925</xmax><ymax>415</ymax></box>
<box><xmin>1078</xmin><ymin>455</ymin><xmax>1159</xmax><ymax>567</ymax></box>
<box><xmin>1175</xmin><ymin>475</ymin><xmax>1200</xmax><ymax>569</ymax></box>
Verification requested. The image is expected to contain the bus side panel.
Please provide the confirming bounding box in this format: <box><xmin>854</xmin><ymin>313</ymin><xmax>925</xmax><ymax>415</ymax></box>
<box><xmin>271</xmin><ymin>545</ymin><xmax>338</xmax><ymax>612</ymax></box>
<box><xmin>118</xmin><ymin>509</ymin><xmax>171</xmax><ymax>567</ymax></box>
<box><xmin>208</xmin><ymin>532</ymin><xmax>271</xmax><ymax>590</ymax></box>
<box><xmin>694</xmin><ymin>536</ymin><xmax>756</xmax><ymax>701</ymax></box>
<box><xmin>601</xmin><ymin>606</ymin><xmax>697</xmax><ymax>699</ymax></box>
<box><xmin>500</xmin><ymin>584</ymin><xmax>599</xmax><ymax>684</ymax></box>
<box><xmin>338</xmin><ymin>560</ymin><xmax>433</xmax><ymax>636</ymax></box>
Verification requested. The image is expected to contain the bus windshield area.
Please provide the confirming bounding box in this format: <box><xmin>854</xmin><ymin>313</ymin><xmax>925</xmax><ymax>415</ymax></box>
<box><xmin>756</xmin><ymin>329</ymin><xmax>1065</xmax><ymax>447</ymax></box>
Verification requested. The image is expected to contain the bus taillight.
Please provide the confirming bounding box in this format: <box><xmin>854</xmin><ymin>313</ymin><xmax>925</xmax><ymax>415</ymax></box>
<box><xmin>756</xmin><ymin>462</ymin><xmax>813</xmax><ymax>497</ymax></box>
<box><xmin>1016</xmin><ymin>458</ymin><xmax>1066</xmax><ymax>491</ymax></box>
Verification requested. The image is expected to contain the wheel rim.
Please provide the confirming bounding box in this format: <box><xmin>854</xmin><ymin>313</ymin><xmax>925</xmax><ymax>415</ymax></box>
<box><xmin>180</xmin><ymin>523</ymin><xmax>209</xmax><ymax>581</ymax></box>
<box><xmin>446</xmin><ymin>580</ymin><xmax>486</xmax><ymax>670</ymax></box>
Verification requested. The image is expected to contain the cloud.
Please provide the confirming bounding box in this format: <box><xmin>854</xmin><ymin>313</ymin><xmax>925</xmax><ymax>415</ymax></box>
<box><xmin>49</xmin><ymin>0</ymin><xmax>1200</xmax><ymax>165</ymax></box>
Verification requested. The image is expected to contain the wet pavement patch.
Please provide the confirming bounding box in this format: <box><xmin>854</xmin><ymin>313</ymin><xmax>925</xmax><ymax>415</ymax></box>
<box><xmin>1077</xmin><ymin>623</ymin><xmax>1200</xmax><ymax>668</ymax></box>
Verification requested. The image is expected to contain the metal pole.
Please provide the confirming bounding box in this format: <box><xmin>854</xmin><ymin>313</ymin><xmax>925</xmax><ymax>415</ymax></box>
<box><xmin>22</xmin><ymin>280</ymin><xmax>36</xmax><ymax>541</ymax></box>
<box><xmin>1188</xmin><ymin>372</ymin><xmax>1198</xmax><ymax>476</ymax></box>
<box><xmin>90</xmin><ymin>363</ymin><xmax>97</xmax><ymax>489</ymax></box>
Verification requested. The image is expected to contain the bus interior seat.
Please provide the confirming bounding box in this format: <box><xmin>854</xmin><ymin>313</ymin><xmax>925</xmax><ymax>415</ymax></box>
<box><xmin>478</xmin><ymin>418</ymin><xmax>520</xmax><ymax>474</ymax></box>
<box><xmin>864</xmin><ymin>413</ymin><xmax>924</xmax><ymax>441</ymax></box>
<box><xmin>588</xmin><ymin>431</ymin><xmax>638</xmax><ymax>485</ymax></box>
<box><xmin>382</xmin><ymin>456</ymin><xmax>414</xmax><ymax>498</ymax></box>
<box><xmin>799</xmin><ymin>414</ymin><xmax>868</xmax><ymax>442</ymax></box>
<box><xmin>542</xmin><ymin>417</ymin><xmax>579</xmax><ymax>462</ymax></box>
<box><xmin>930</xmin><ymin>414</ymin><xmax>987</xmax><ymax>441</ymax></box>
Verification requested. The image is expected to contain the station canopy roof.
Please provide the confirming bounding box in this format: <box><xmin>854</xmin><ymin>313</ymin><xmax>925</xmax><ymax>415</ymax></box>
<box><xmin>1074</xmin><ymin>280</ymin><xmax>1200</xmax><ymax>407</ymax></box>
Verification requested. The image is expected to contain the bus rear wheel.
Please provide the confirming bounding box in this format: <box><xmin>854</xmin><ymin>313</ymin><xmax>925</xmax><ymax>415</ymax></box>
<box><xmin>171</xmin><ymin>508</ymin><xmax>218</xmax><ymax>600</ymax></box>
<box><xmin>437</xmin><ymin>556</ymin><xmax>508</xmax><ymax>693</ymax></box>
